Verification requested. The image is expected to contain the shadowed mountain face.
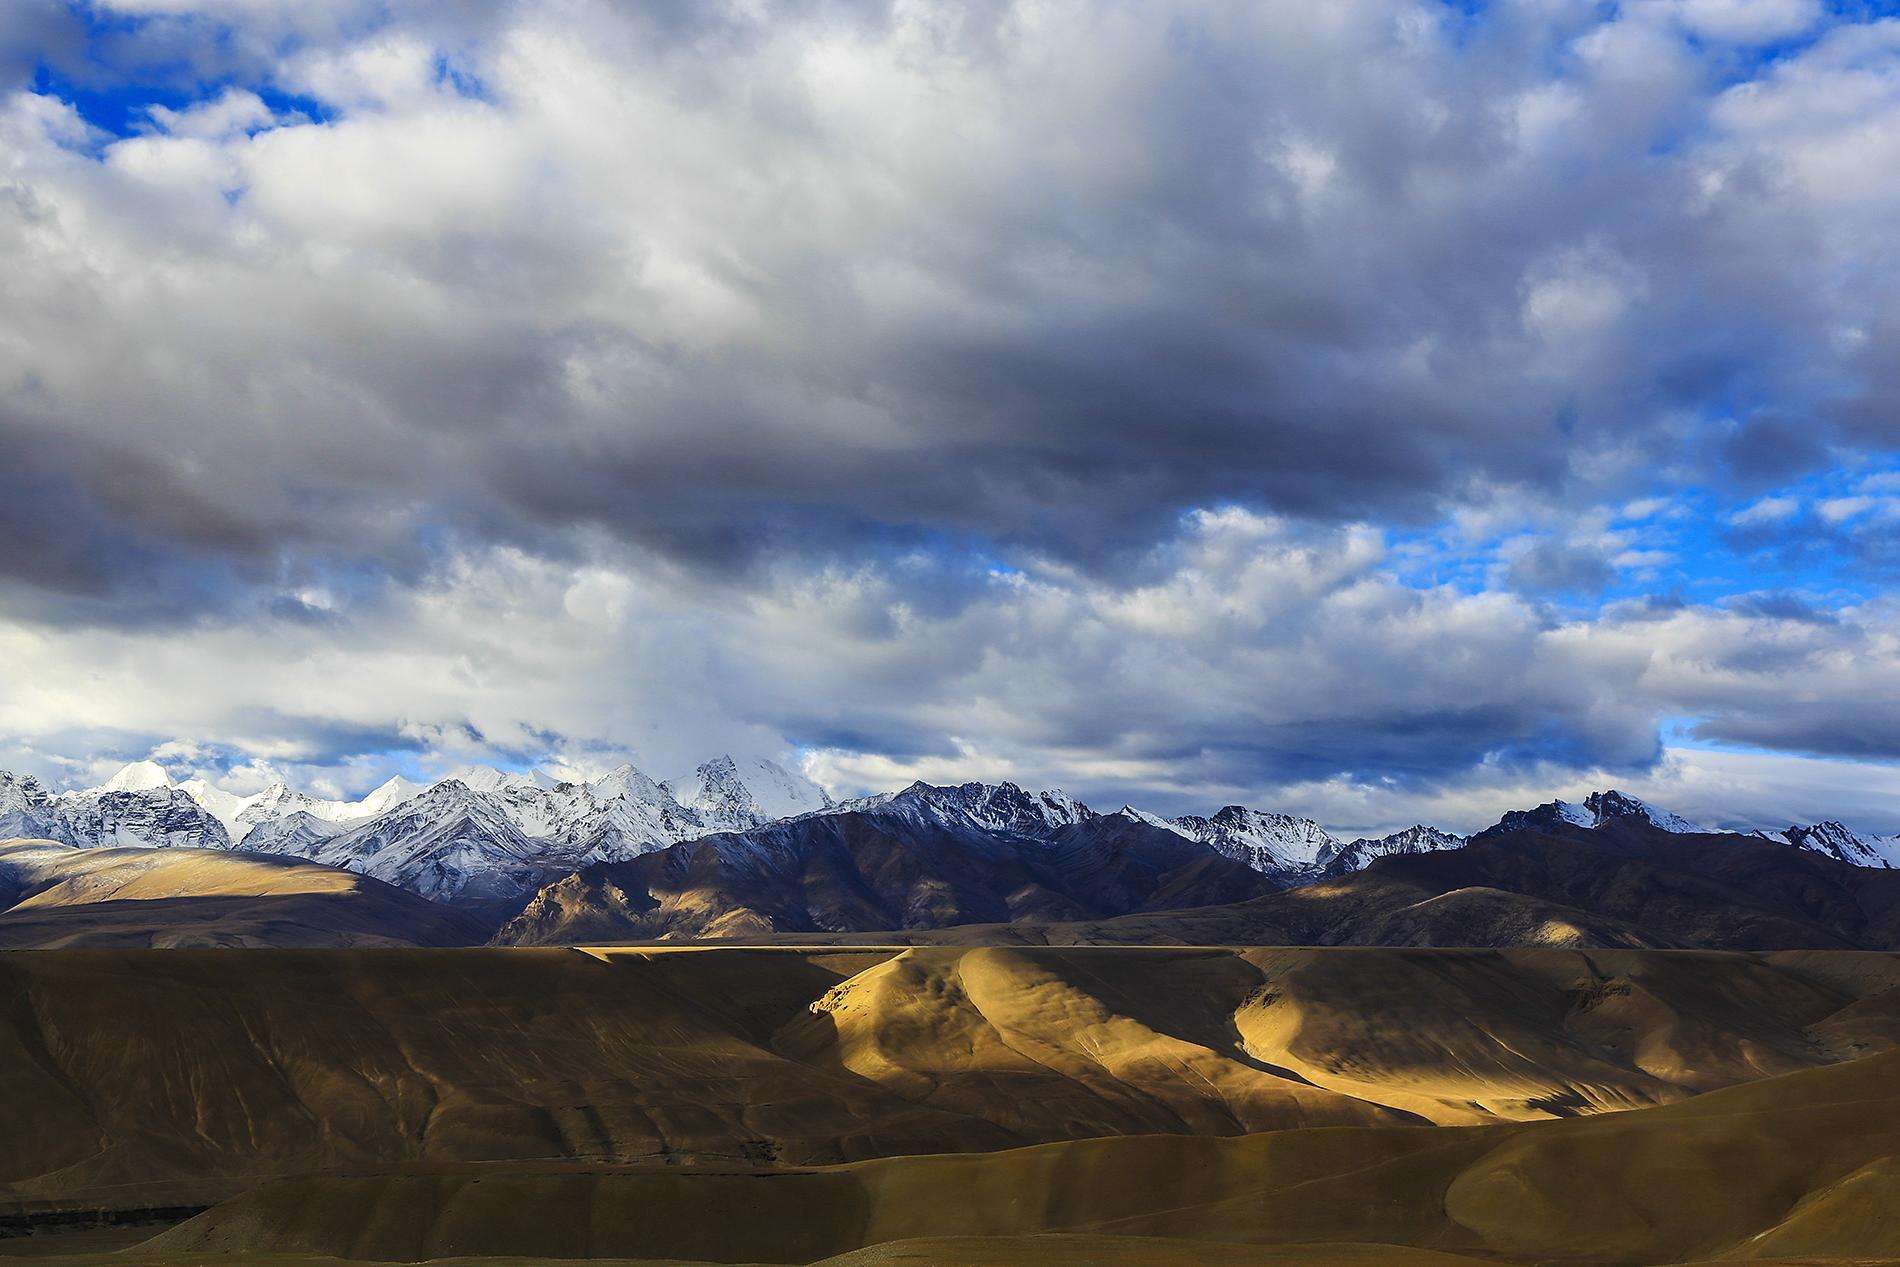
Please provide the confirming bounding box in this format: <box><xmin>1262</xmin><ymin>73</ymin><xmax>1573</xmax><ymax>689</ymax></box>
<box><xmin>4</xmin><ymin>945</ymin><xmax>1900</xmax><ymax>1222</ymax></box>
<box><xmin>496</xmin><ymin>807</ymin><xmax>1276</xmax><ymax>944</ymax></box>
<box><xmin>809</xmin><ymin>819</ymin><xmax>1900</xmax><ymax>952</ymax></box>
<box><xmin>0</xmin><ymin>839</ymin><xmax>487</xmax><ymax>948</ymax></box>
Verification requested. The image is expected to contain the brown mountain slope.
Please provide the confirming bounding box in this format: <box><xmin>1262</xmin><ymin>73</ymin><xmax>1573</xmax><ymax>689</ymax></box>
<box><xmin>135</xmin><ymin>1048</ymin><xmax>1900</xmax><ymax>1265</ymax></box>
<box><xmin>887</xmin><ymin>822</ymin><xmax>1900</xmax><ymax>950</ymax></box>
<box><xmin>6</xmin><ymin>946</ymin><xmax>1900</xmax><ymax>1217</ymax></box>
<box><xmin>0</xmin><ymin>838</ymin><xmax>485</xmax><ymax>948</ymax></box>
<box><xmin>496</xmin><ymin>811</ymin><xmax>1274</xmax><ymax>944</ymax></box>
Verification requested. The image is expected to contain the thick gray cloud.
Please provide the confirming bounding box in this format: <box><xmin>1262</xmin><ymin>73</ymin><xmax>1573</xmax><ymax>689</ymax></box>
<box><xmin>4</xmin><ymin>0</ymin><xmax>1900</xmax><ymax>828</ymax></box>
<box><xmin>3</xmin><ymin>508</ymin><xmax>1896</xmax><ymax>832</ymax></box>
<box><xmin>0</xmin><ymin>0</ymin><xmax>1893</xmax><ymax>599</ymax></box>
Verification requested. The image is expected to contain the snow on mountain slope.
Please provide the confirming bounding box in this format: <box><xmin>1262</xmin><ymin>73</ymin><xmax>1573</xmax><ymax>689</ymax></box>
<box><xmin>677</xmin><ymin>755</ymin><xmax>833</xmax><ymax>830</ymax></box>
<box><xmin>173</xmin><ymin>778</ymin><xmax>257</xmax><ymax>839</ymax></box>
<box><xmin>830</xmin><ymin>780</ymin><xmax>1093</xmax><ymax>837</ymax></box>
<box><xmin>456</xmin><ymin>761</ymin><xmax>710</xmax><ymax>863</ymax></box>
<box><xmin>56</xmin><ymin>788</ymin><xmax>232</xmax><ymax>851</ymax></box>
<box><xmin>1491</xmin><ymin>790</ymin><xmax>1706</xmax><ymax>837</ymax></box>
<box><xmin>1318</xmin><ymin>824</ymin><xmax>1466</xmax><ymax>877</ymax></box>
<box><xmin>1165</xmin><ymin>806</ymin><xmax>1338</xmax><ymax>875</ymax></box>
<box><xmin>586</xmin><ymin>763</ymin><xmax>672</xmax><ymax>804</ymax></box>
<box><xmin>1584</xmin><ymin>790</ymin><xmax>1707</xmax><ymax>833</ymax></box>
<box><xmin>299</xmin><ymin>780</ymin><xmax>550</xmax><ymax>908</ymax></box>
<box><xmin>234</xmin><ymin>784</ymin><xmax>355</xmax><ymax>839</ymax></box>
<box><xmin>0</xmin><ymin>772</ymin><xmax>65</xmax><ymax>843</ymax></box>
<box><xmin>447</xmin><ymin>765</ymin><xmax>558</xmax><ymax>796</ymax></box>
<box><xmin>1111</xmin><ymin>805</ymin><xmax>1178</xmax><ymax>830</ymax></box>
<box><xmin>351</xmin><ymin>776</ymin><xmax>424</xmax><ymax>818</ymax></box>
<box><xmin>96</xmin><ymin>760</ymin><xmax>173</xmax><ymax>793</ymax></box>
<box><xmin>239</xmin><ymin>810</ymin><xmax>347</xmax><ymax>858</ymax></box>
<box><xmin>557</xmin><ymin>793</ymin><xmax>710</xmax><ymax>866</ymax></box>
<box><xmin>1763</xmin><ymin>821</ymin><xmax>1900</xmax><ymax>869</ymax></box>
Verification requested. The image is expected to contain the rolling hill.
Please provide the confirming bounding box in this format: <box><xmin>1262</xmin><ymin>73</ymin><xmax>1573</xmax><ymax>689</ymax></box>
<box><xmin>4</xmin><ymin>944</ymin><xmax>1899</xmax><ymax>1219</ymax></box>
<box><xmin>0</xmin><ymin>838</ymin><xmax>487</xmax><ymax>948</ymax></box>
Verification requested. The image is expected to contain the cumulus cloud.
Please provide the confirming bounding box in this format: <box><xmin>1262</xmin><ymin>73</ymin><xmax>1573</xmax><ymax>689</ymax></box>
<box><xmin>2</xmin><ymin>0</ymin><xmax>1900</xmax><ymax>830</ymax></box>
<box><xmin>0</xmin><ymin>0</ymin><xmax>1896</xmax><ymax>600</ymax></box>
<box><xmin>1</xmin><ymin>506</ymin><xmax>1894</xmax><ymax>834</ymax></box>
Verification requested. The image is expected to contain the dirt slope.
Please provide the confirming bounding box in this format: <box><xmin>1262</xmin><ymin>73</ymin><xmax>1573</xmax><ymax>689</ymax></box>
<box><xmin>130</xmin><ymin>1049</ymin><xmax>1900</xmax><ymax>1264</ymax></box>
<box><xmin>0</xmin><ymin>839</ymin><xmax>486</xmax><ymax>948</ymax></box>
<box><xmin>5</xmin><ymin>945</ymin><xmax>1900</xmax><ymax>1217</ymax></box>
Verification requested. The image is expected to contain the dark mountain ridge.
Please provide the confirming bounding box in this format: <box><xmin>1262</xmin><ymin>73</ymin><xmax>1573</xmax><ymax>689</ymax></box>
<box><xmin>495</xmin><ymin>789</ymin><xmax>1276</xmax><ymax>944</ymax></box>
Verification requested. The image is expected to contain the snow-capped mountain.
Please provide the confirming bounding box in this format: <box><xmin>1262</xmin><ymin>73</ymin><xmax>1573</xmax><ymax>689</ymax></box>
<box><xmin>0</xmin><ymin>772</ymin><xmax>64</xmax><ymax>841</ymax></box>
<box><xmin>354</xmin><ymin>775</ymin><xmax>425</xmax><ymax>819</ymax></box>
<box><xmin>1164</xmin><ymin>806</ymin><xmax>1338</xmax><ymax>876</ymax></box>
<box><xmin>82</xmin><ymin>764</ymin><xmax>423</xmax><ymax>845</ymax></box>
<box><xmin>828</xmin><ymin>780</ymin><xmax>1092</xmax><ymax>837</ymax></box>
<box><xmin>446</xmin><ymin>765</ymin><xmax>557</xmax><ymax>797</ymax></box>
<box><xmin>20</xmin><ymin>752</ymin><xmax>1900</xmax><ymax>920</ymax></box>
<box><xmin>1317</xmin><ymin>824</ymin><xmax>1466</xmax><ymax>877</ymax></box>
<box><xmin>98</xmin><ymin>760</ymin><xmax>173</xmax><ymax>793</ymax></box>
<box><xmin>1491</xmin><ymin>789</ymin><xmax>1708</xmax><ymax>837</ymax></box>
<box><xmin>6</xmin><ymin>768</ymin><xmax>231</xmax><ymax>850</ymax></box>
<box><xmin>56</xmin><ymin>788</ymin><xmax>232</xmax><ymax>851</ymax></box>
<box><xmin>239</xmin><ymin>810</ymin><xmax>346</xmax><ymax>857</ymax></box>
<box><xmin>288</xmin><ymin>780</ymin><xmax>550</xmax><ymax>908</ymax></box>
<box><xmin>1757</xmin><ymin>821</ymin><xmax>1900</xmax><ymax>870</ymax></box>
<box><xmin>234</xmin><ymin>785</ymin><xmax>354</xmax><ymax>836</ymax></box>
<box><xmin>172</xmin><ymin>777</ymin><xmax>256</xmax><ymax>837</ymax></box>
<box><xmin>676</xmin><ymin>755</ymin><xmax>835</xmax><ymax>831</ymax></box>
<box><xmin>1584</xmin><ymin>790</ymin><xmax>1706</xmax><ymax>833</ymax></box>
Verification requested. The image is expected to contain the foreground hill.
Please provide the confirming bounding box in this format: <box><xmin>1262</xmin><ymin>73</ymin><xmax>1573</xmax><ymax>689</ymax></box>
<box><xmin>496</xmin><ymin>798</ymin><xmax>1275</xmax><ymax>943</ymax></box>
<box><xmin>4</xmin><ymin>945</ymin><xmax>1899</xmax><ymax>1217</ymax></box>
<box><xmin>0</xmin><ymin>839</ymin><xmax>486</xmax><ymax>948</ymax></box>
<box><xmin>98</xmin><ymin>1047</ymin><xmax>1900</xmax><ymax>1265</ymax></box>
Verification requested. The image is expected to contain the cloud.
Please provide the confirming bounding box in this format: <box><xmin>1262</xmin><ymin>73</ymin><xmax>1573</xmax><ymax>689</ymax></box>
<box><xmin>1668</xmin><ymin>0</ymin><xmax>1823</xmax><ymax>45</ymax></box>
<box><xmin>0</xmin><ymin>507</ymin><xmax>1877</xmax><ymax>816</ymax></box>
<box><xmin>0</xmin><ymin>0</ymin><xmax>1895</xmax><ymax>607</ymax></box>
<box><xmin>1730</xmin><ymin>494</ymin><xmax>1800</xmax><ymax>526</ymax></box>
<box><xmin>2</xmin><ymin>0</ymin><xmax>1900</xmax><ymax>832</ymax></box>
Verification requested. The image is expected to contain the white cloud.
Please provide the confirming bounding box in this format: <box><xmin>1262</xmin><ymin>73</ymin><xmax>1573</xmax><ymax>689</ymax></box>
<box><xmin>1730</xmin><ymin>494</ymin><xmax>1800</xmax><ymax>526</ymax></box>
<box><xmin>1668</xmin><ymin>0</ymin><xmax>1823</xmax><ymax>44</ymax></box>
<box><xmin>143</xmin><ymin>87</ymin><xmax>276</xmax><ymax>140</ymax></box>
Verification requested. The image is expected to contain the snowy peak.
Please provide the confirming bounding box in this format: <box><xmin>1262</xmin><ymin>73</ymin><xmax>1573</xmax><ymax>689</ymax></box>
<box><xmin>173</xmin><ymin>777</ymin><xmax>258</xmax><ymax>839</ymax></box>
<box><xmin>0</xmin><ymin>771</ymin><xmax>62</xmax><ymax>842</ymax></box>
<box><xmin>1319</xmin><ymin>824</ymin><xmax>1465</xmax><ymax>876</ymax></box>
<box><xmin>1491</xmin><ymin>790</ymin><xmax>1704</xmax><ymax>837</ymax></box>
<box><xmin>680</xmin><ymin>754</ymin><xmax>832</xmax><ymax>831</ymax></box>
<box><xmin>240</xmin><ymin>810</ymin><xmax>345</xmax><ymax>856</ymax></box>
<box><xmin>1167</xmin><ymin>805</ymin><xmax>1338</xmax><ymax>875</ymax></box>
<box><xmin>236</xmin><ymin>783</ymin><xmax>347</xmax><ymax>832</ymax></box>
<box><xmin>1111</xmin><ymin>804</ymin><xmax>1178</xmax><ymax>831</ymax></box>
<box><xmin>1771</xmin><ymin>821</ymin><xmax>1900</xmax><ymax>870</ymax></box>
<box><xmin>0</xmin><ymin>771</ymin><xmax>52</xmax><ymax>814</ymax></box>
<box><xmin>59</xmin><ymin>787</ymin><xmax>232</xmax><ymax>851</ymax></box>
<box><xmin>97</xmin><ymin>760</ymin><xmax>173</xmax><ymax>793</ymax></box>
<box><xmin>585</xmin><ymin>762</ymin><xmax>669</xmax><ymax>804</ymax></box>
<box><xmin>1584</xmin><ymin>790</ymin><xmax>1706</xmax><ymax>834</ymax></box>
<box><xmin>444</xmin><ymin>765</ymin><xmax>556</xmax><ymax>796</ymax></box>
<box><xmin>844</xmin><ymin>780</ymin><xmax>1095</xmax><ymax>837</ymax></box>
<box><xmin>352</xmin><ymin>775</ymin><xmax>423</xmax><ymax>818</ymax></box>
<box><xmin>310</xmin><ymin>779</ymin><xmax>547</xmax><ymax>906</ymax></box>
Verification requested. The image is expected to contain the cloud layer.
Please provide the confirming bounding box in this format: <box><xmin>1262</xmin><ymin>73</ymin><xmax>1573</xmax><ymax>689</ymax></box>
<box><xmin>2</xmin><ymin>0</ymin><xmax>1899</xmax><ymax>831</ymax></box>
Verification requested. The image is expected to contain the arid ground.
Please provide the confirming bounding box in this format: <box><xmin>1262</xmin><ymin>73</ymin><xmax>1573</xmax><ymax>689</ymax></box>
<box><xmin>5</xmin><ymin>945</ymin><xmax>1900</xmax><ymax>1265</ymax></box>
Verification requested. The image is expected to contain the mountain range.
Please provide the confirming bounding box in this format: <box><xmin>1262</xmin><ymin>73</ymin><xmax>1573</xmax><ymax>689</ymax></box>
<box><xmin>6</xmin><ymin>754</ymin><xmax>1900</xmax><ymax>947</ymax></box>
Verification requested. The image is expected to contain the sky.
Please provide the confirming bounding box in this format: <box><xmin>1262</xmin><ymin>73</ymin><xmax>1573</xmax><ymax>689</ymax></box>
<box><xmin>3</xmin><ymin>0</ymin><xmax>1900</xmax><ymax>836</ymax></box>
